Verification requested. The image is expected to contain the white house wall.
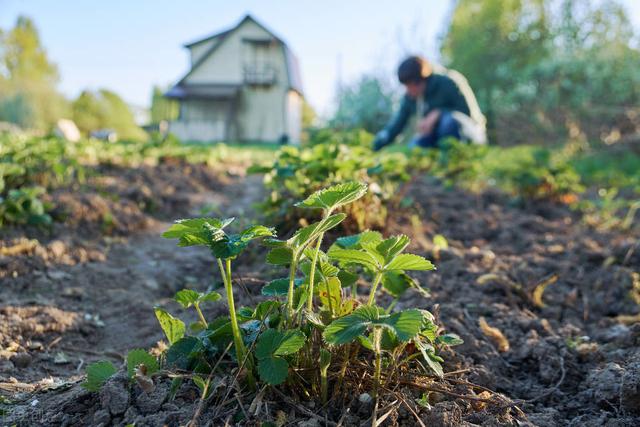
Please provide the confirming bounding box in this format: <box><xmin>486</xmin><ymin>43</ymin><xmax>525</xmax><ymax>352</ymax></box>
<box><xmin>189</xmin><ymin>38</ymin><xmax>218</xmax><ymax>66</ymax></box>
<box><xmin>286</xmin><ymin>90</ymin><xmax>302</xmax><ymax>143</ymax></box>
<box><xmin>175</xmin><ymin>18</ymin><xmax>302</xmax><ymax>142</ymax></box>
<box><xmin>185</xmin><ymin>20</ymin><xmax>273</xmax><ymax>85</ymax></box>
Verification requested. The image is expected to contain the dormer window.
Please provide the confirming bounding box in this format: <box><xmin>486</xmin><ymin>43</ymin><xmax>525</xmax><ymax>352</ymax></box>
<box><xmin>243</xmin><ymin>38</ymin><xmax>277</xmax><ymax>86</ymax></box>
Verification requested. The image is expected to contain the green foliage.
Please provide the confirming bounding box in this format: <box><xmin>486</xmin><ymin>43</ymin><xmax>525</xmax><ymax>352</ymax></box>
<box><xmin>150</xmin><ymin>85</ymin><xmax>179</xmax><ymax>125</ymax></box>
<box><xmin>256</xmin><ymin>329</ymin><xmax>306</xmax><ymax>385</ymax></box>
<box><xmin>108</xmin><ymin>183</ymin><xmax>460</xmax><ymax>402</ymax></box>
<box><xmin>175</xmin><ymin>289</ymin><xmax>222</xmax><ymax>308</ymax></box>
<box><xmin>323</xmin><ymin>306</ymin><xmax>423</xmax><ymax>345</ymax></box>
<box><xmin>252</xmin><ymin>130</ymin><xmax>418</xmax><ymax>232</ymax></box>
<box><xmin>441</xmin><ymin>0</ymin><xmax>640</xmax><ymax>144</ymax></box>
<box><xmin>71</xmin><ymin>89</ymin><xmax>147</xmax><ymax>141</ymax></box>
<box><xmin>0</xmin><ymin>186</ymin><xmax>51</xmax><ymax>226</ymax></box>
<box><xmin>154</xmin><ymin>307</ymin><xmax>185</xmax><ymax>345</ymax></box>
<box><xmin>330</xmin><ymin>74</ymin><xmax>394</xmax><ymax>133</ymax></box>
<box><xmin>126</xmin><ymin>349</ymin><xmax>159</xmax><ymax>378</ymax></box>
<box><xmin>82</xmin><ymin>361</ymin><xmax>117</xmax><ymax>391</ymax></box>
<box><xmin>0</xmin><ymin>16</ymin><xmax>68</xmax><ymax>130</ymax></box>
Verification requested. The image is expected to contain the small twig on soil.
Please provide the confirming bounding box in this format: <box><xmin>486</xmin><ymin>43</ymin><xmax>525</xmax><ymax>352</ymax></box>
<box><xmin>271</xmin><ymin>388</ymin><xmax>339</xmax><ymax>427</ymax></box>
<box><xmin>400</xmin><ymin>380</ymin><xmax>498</xmax><ymax>403</ymax></box>
<box><xmin>395</xmin><ymin>392</ymin><xmax>426</xmax><ymax>427</ymax></box>
<box><xmin>235</xmin><ymin>393</ymin><xmax>250</xmax><ymax>421</ymax></box>
<box><xmin>445</xmin><ymin>378</ymin><xmax>497</xmax><ymax>395</ymax></box>
<box><xmin>336</xmin><ymin>407</ymin><xmax>351</xmax><ymax>427</ymax></box>
<box><xmin>46</xmin><ymin>336</ymin><xmax>63</xmax><ymax>351</ymax></box>
<box><xmin>443</xmin><ymin>368</ymin><xmax>471</xmax><ymax>377</ymax></box>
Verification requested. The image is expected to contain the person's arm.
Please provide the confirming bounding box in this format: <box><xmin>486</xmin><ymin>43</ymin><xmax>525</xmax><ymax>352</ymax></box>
<box><xmin>373</xmin><ymin>96</ymin><xmax>415</xmax><ymax>151</ymax></box>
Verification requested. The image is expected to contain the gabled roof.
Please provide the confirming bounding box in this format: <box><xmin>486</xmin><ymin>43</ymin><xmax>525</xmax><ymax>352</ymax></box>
<box><xmin>167</xmin><ymin>14</ymin><xmax>303</xmax><ymax>98</ymax></box>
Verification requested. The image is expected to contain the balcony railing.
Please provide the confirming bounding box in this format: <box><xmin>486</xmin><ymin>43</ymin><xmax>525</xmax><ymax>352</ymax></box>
<box><xmin>243</xmin><ymin>64</ymin><xmax>277</xmax><ymax>85</ymax></box>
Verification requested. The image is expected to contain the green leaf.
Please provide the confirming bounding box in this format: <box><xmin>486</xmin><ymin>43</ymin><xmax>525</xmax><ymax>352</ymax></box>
<box><xmin>210</xmin><ymin>225</ymin><xmax>275</xmax><ymax>259</ymax></box>
<box><xmin>255</xmin><ymin>328</ymin><xmax>306</xmax><ymax>359</ymax></box>
<box><xmin>382</xmin><ymin>271</ymin><xmax>412</xmax><ymax>298</ymax></box>
<box><xmin>377</xmin><ymin>235</ymin><xmax>410</xmax><ymax>264</ymax></box>
<box><xmin>328</xmin><ymin>247</ymin><xmax>379</xmax><ymax>270</ymax></box>
<box><xmin>316</xmin><ymin>277</ymin><xmax>342</xmax><ymax>312</ymax></box>
<box><xmin>337</xmin><ymin>270</ymin><xmax>359</xmax><ymax>288</ymax></box>
<box><xmin>174</xmin><ymin>289</ymin><xmax>200</xmax><ymax>308</ymax></box>
<box><xmin>323</xmin><ymin>306</ymin><xmax>381</xmax><ymax>345</ymax></box>
<box><xmin>82</xmin><ymin>361</ymin><xmax>117</xmax><ymax>391</ymax></box>
<box><xmin>266</xmin><ymin>247</ymin><xmax>293</xmax><ymax>265</ymax></box>
<box><xmin>320</xmin><ymin>261</ymin><xmax>339</xmax><ymax>278</ymax></box>
<box><xmin>200</xmin><ymin>291</ymin><xmax>222</xmax><ymax>303</ymax></box>
<box><xmin>437</xmin><ymin>334</ymin><xmax>464</xmax><ymax>346</ymax></box>
<box><xmin>154</xmin><ymin>307</ymin><xmax>185</xmax><ymax>345</ymax></box>
<box><xmin>126</xmin><ymin>349</ymin><xmax>159</xmax><ymax>378</ymax></box>
<box><xmin>289</xmin><ymin>214</ymin><xmax>346</xmax><ymax>249</ymax></box>
<box><xmin>253</xmin><ymin>300</ymin><xmax>282</xmax><ymax>320</ymax></box>
<box><xmin>165</xmin><ymin>336</ymin><xmax>202</xmax><ymax>370</ymax></box>
<box><xmin>324</xmin><ymin>306</ymin><xmax>422</xmax><ymax>345</ymax></box>
<box><xmin>415</xmin><ymin>339</ymin><xmax>444</xmax><ymax>377</ymax></box>
<box><xmin>257</xmin><ymin>356</ymin><xmax>289</xmax><ymax>385</ymax></box>
<box><xmin>335</xmin><ymin>231</ymin><xmax>383</xmax><ymax>249</ymax></box>
<box><xmin>262</xmin><ymin>278</ymin><xmax>299</xmax><ymax>296</ymax></box>
<box><xmin>295</xmin><ymin>181</ymin><xmax>368</xmax><ymax>211</ymax></box>
<box><xmin>382</xmin><ymin>309</ymin><xmax>423</xmax><ymax>342</ymax></box>
<box><xmin>382</xmin><ymin>271</ymin><xmax>429</xmax><ymax>298</ymax></box>
<box><xmin>385</xmin><ymin>254</ymin><xmax>435</xmax><ymax>271</ymax></box>
<box><xmin>162</xmin><ymin>217</ymin><xmax>234</xmax><ymax>247</ymax></box>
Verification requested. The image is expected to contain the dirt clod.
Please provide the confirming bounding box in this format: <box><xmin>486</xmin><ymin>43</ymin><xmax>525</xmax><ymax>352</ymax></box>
<box><xmin>10</xmin><ymin>352</ymin><xmax>32</xmax><ymax>368</ymax></box>
<box><xmin>99</xmin><ymin>372</ymin><xmax>130</xmax><ymax>416</ymax></box>
<box><xmin>421</xmin><ymin>401</ymin><xmax>462</xmax><ymax>427</ymax></box>
<box><xmin>621</xmin><ymin>358</ymin><xmax>640</xmax><ymax>415</ymax></box>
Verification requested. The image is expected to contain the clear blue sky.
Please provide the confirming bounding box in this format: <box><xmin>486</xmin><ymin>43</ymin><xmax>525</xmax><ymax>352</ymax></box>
<box><xmin>1</xmin><ymin>0</ymin><xmax>639</xmax><ymax>117</ymax></box>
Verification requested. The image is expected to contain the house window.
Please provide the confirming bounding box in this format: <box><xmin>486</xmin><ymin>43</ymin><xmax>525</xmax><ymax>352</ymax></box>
<box><xmin>243</xmin><ymin>38</ymin><xmax>277</xmax><ymax>86</ymax></box>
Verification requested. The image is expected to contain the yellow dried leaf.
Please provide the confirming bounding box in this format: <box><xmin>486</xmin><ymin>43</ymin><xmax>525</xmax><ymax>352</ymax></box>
<box><xmin>531</xmin><ymin>274</ymin><xmax>558</xmax><ymax>308</ymax></box>
<box><xmin>479</xmin><ymin>317</ymin><xmax>510</xmax><ymax>352</ymax></box>
<box><xmin>615</xmin><ymin>313</ymin><xmax>640</xmax><ymax>325</ymax></box>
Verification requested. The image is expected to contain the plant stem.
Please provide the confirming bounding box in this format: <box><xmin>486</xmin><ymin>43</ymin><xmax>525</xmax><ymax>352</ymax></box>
<box><xmin>194</xmin><ymin>303</ymin><xmax>208</xmax><ymax>328</ymax></box>
<box><xmin>286</xmin><ymin>256</ymin><xmax>299</xmax><ymax>322</ymax></box>
<box><xmin>371</xmin><ymin>327</ymin><xmax>383</xmax><ymax>427</ymax></box>
<box><xmin>367</xmin><ymin>271</ymin><xmax>384</xmax><ymax>306</ymax></box>
<box><xmin>385</xmin><ymin>299</ymin><xmax>398</xmax><ymax>314</ymax></box>
<box><xmin>306</xmin><ymin>234</ymin><xmax>325</xmax><ymax>311</ymax></box>
<box><xmin>218</xmin><ymin>258</ymin><xmax>255</xmax><ymax>389</ymax></box>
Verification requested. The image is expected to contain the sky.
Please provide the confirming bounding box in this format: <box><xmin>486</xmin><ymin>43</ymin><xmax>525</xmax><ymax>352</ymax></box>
<box><xmin>1</xmin><ymin>0</ymin><xmax>639</xmax><ymax>117</ymax></box>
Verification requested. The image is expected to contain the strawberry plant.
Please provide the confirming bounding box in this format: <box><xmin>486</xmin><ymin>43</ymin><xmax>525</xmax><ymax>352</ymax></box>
<box><xmin>106</xmin><ymin>182</ymin><xmax>460</xmax><ymax>424</ymax></box>
<box><xmin>81</xmin><ymin>181</ymin><xmax>463</xmax><ymax>425</ymax></box>
<box><xmin>249</xmin><ymin>131</ymin><xmax>416</xmax><ymax>233</ymax></box>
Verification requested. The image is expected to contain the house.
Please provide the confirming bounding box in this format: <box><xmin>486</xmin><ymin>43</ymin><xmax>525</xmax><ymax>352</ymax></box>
<box><xmin>166</xmin><ymin>15</ymin><xmax>304</xmax><ymax>143</ymax></box>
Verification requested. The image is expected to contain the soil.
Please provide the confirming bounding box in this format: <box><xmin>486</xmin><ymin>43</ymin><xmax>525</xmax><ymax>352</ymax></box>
<box><xmin>1</xmin><ymin>167</ymin><xmax>639</xmax><ymax>426</ymax></box>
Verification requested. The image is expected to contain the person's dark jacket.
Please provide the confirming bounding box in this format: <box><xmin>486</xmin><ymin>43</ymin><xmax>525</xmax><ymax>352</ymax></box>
<box><xmin>374</xmin><ymin>73</ymin><xmax>472</xmax><ymax>149</ymax></box>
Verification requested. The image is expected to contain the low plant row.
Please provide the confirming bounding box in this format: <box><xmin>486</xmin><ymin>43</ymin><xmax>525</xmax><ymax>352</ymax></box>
<box><xmin>82</xmin><ymin>182</ymin><xmax>462</xmax><ymax>425</ymax></box>
<box><xmin>0</xmin><ymin>133</ymin><xmax>276</xmax><ymax>227</ymax></box>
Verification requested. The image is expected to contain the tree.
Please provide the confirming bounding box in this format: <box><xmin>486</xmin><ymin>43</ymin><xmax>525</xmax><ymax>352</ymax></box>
<box><xmin>71</xmin><ymin>89</ymin><xmax>146</xmax><ymax>140</ymax></box>
<box><xmin>440</xmin><ymin>0</ymin><xmax>550</xmax><ymax>142</ymax></box>
<box><xmin>0</xmin><ymin>16</ymin><xmax>68</xmax><ymax>130</ymax></box>
<box><xmin>440</xmin><ymin>0</ymin><xmax>640</xmax><ymax>144</ymax></box>
<box><xmin>150</xmin><ymin>86</ymin><xmax>178</xmax><ymax>125</ymax></box>
<box><xmin>330</xmin><ymin>75</ymin><xmax>393</xmax><ymax>133</ymax></box>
